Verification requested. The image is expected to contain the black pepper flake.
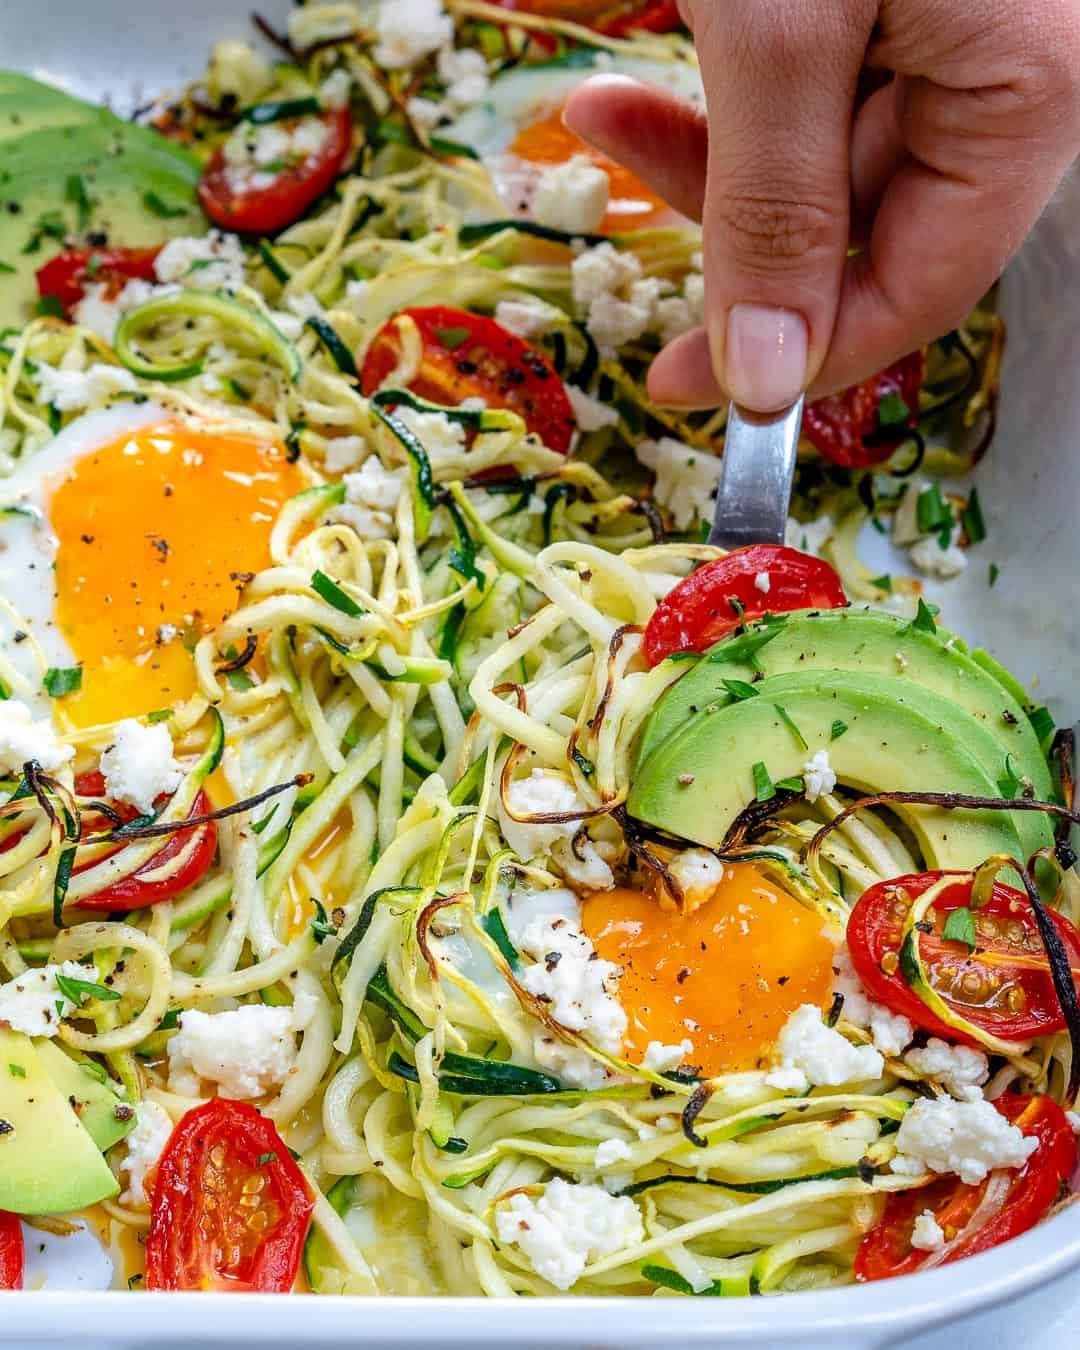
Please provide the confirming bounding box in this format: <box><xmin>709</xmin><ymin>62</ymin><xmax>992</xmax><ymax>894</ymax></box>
<box><xmin>80</xmin><ymin>533</ymin><xmax>95</xmax><ymax>544</ymax></box>
<box><xmin>914</xmin><ymin>920</ymin><xmax>933</xmax><ymax>934</ymax></box>
<box><xmin>777</xmin><ymin>975</ymin><xmax>789</xmax><ymax>986</ymax></box>
<box><xmin>114</xmin><ymin>1104</ymin><xmax>134</xmax><ymax>1121</ymax></box>
<box><xmin>1002</xmin><ymin>710</ymin><xmax>1018</xmax><ymax>725</ymax></box>
<box><xmin>0</xmin><ymin>1120</ymin><xmax>12</xmax><ymax>1136</ymax></box>
<box><xmin>12</xmin><ymin>630</ymin><xmax>26</xmax><ymax>643</ymax></box>
<box><xmin>857</xmin><ymin>1158</ymin><xmax>878</xmax><ymax>1184</ymax></box>
<box><xmin>676</xmin><ymin>968</ymin><xmax>691</xmax><ymax>984</ymax></box>
<box><xmin>544</xmin><ymin>951</ymin><xmax>562</xmax><ymax>972</ymax></box>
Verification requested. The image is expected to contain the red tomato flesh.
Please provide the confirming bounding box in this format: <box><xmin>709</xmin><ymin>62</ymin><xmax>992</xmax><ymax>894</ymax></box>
<box><xmin>146</xmin><ymin>1098</ymin><xmax>313</xmax><ymax>1292</ymax></box>
<box><xmin>847</xmin><ymin>872</ymin><xmax>1080</xmax><ymax>1044</ymax></box>
<box><xmin>36</xmin><ymin>247</ymin><xmax>161</xmax><ymax>316</ymax></box>
<box><xmin>71</xmin><ymin>770</ymin><xmax>217</xmax><ymax>912</ymax></box>
<box><xmin>856</xmin><ymin>1093</ymin><xmax>1076</xmax><ymax>1281</ymax></box>
<box><xmin>360</xmin><ymin>305</ymin><xmax>576</xmax><ymax>456</ymax></box>
<box><xmin>0</xmin><ymin>1212</ymin><xmax>23</xmax><ymax>1291</ymax></box>
<box><xmin>643</xmin><ymin>544</ymin><xmax>847</xmax><ymax>666</ymax></box>
<box><xmin>198</xmin><ymin>108</ymin><xmax>352</xmax><ymax>235</ymax></box>
<box><xmin>486</xmin><ymin>0</ymin><xmax>681</xmax><ymax>33</ymax></box>
<box><xmin>804</xmin><ymin>351</ymin><xmax>925</xmax><ymax>468</ymax></box>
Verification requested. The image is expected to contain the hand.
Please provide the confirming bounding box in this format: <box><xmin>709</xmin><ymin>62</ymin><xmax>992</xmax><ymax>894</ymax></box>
<box><xmin>564</xmin><ymin>0</ymin><xmax>1080</xmax><ymax>412</ymax></box>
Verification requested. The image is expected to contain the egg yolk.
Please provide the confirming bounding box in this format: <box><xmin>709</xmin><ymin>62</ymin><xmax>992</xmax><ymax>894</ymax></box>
<box><xmin>581</xmin><ymin>865</ymin><xmax>835</xmax><ymax>1077</ymax></box>
<box><xmin>509</xmin><ymin>108</ymin><xmax>670</xmax><ymax>232</ymax></box>
<box><xmin>48</xmin><ymin>419</ymin><xmax>303</xmax><ymax>727</ymax></box>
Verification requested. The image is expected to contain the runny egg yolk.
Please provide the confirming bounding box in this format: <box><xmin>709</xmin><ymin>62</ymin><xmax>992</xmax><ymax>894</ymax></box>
<box><xmin>48</xmin><ymin>419</ymin><xmax>303</xmax><ymax>727</ymax></box>
<box><xmin>509</xmin><ymin>108</ymin><xmax>670</xmax><ymax>233</ymax></box>
<box><xmin>581</xmin><ymin>864</ymin><xmax>835</xmax><ymax>1077</ymax></box>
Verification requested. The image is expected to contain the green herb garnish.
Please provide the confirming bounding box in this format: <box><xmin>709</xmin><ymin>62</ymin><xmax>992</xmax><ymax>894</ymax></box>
<box><xmin>65</xmin><ymin>174</ymin><xmax>92</xmax><ymax>229</ymax></box>
<box><xmin>433</xmin><ymin>325</ymin><xmax>471</xmax><ymax>350</ymax></box>
<box><xmin>941</xmin><ymin>907</ymin><xmax>977</xmax><ymax>951</ymax></box>
<box><xmin>142</xmin><ymin>190</ymin><xmax>187</xmax><ymax>219</ymax></box>
<box><xmin>961</xmin><ymin>486</ymin><xmax>986</xmax><ymax>545</ymax></box>
<box><xmin>752</xmin><ymin>761</ymin><xmax>774</xmax><ymax>802</ymax></box>
<box><xmin>720</xmin><ymin>679</ymin><xmax>758</xmax><ymax>702</ymax></box>
<box><xmin>311</xmin><ymin>898</ymin><xmax>337</xmax><ymax>945</ymax></box>
<box><xmin>905</xmin><ymin>598</ymin><xmax>940</xmax><ymax>636</ymax></box>
<box><xmin>989</xmin><ymin>562</ymin><xmax>1000</xmax><ymax>587</ymax></box>
<box><xmin>916</xmin><ymin>483</ymin><xmax>952</xmax><ymax>535</ymax></box>
<box><xmin>256</xmin><ymin>1151</ymin><xmax>278</xmax><ymax>1167</ymax></box>
<box><xmin>35</xmin><ymin>294</ymin><xmax>66</xmax><ymax>319</ymax></box>
<box><xmin>8</xmin><ymin>1063</ymin><xmax>25</xmax><ymax>1078</ymax></box>
<box><xmin>877</xmin><ymin>391</ymin><xmax>910</xmax><ymax>426</ymax></box>
<box><xmin>44</xmin><ymin>665</ymin><xmax>82</xmax><ymax>696</ymax></box>
<box><xmin>146</xmin><ymin>708</ymin><xmax>174</xmax><ymax>724</ymax></box>
<box><xmin>870</xmin><ymin>574</ymin><xmax>892</xmax><ymax>593</ymax></box>
<box><xmin>830</xmin><ymin>720</ymin><xmax>848</xmax><ymax>741</ymax></box>
<box><xmin>773</xmin><ymin>703</ymin><xmax>807</xmax><ymax>749</ymax></box>
<box><xmin>1028</xmin><ymin>705</ymin><xmax>1055</xmax><ymax>744</ymax></box>
<box><xmin>55</xmin><ymin>972</ymin><xmax>121</xmax><ymax>1005</ymax></box>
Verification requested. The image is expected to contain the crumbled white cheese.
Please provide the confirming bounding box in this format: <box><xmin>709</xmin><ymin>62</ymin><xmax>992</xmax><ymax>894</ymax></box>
<box><xmin>1067</xmin><ymin>1110</ymin><xmax>1080</xmax><ymax>1135</ymax></box>
<box><xmin>571</xmin><ymin>242</ymin><xmax>642</xmax><ymax>307</ymax></box>
<box><xmin>319</xmin><ymin>68</ymin><xmax>352</xmax><ymax>109</ymax></box>
<box><xmin>0</xmin><ymin>699</ymin><xmax>74</xmax><ymax>773</ymax></box>
<box><xmin>323</xmin><ymin>435</ymin><xmax>367</xmax><ymax>473</ymax></box>
<box><xmin>72</xmin><ymin>280</ymin><xmax>171</xmax><ymax>343</ymax></box>
<box><xmin>333</xmin><ymin>457</ymin><xmax>407</xmax><ymax>539</ymax></box>
<box><xmin>120</xmin><ymin>1101</ymin><xmax>173</xmax><ymax>1208</ymax></box>
<box><xmin>392</xmin><ymin>406</ymin><xmax>467</xmax><ymax>465</ymax></box>
<box><xmin>532</xmin><ymin>1034</ymin><xmax>611</xmax><ymax>1090</ymax></box>
<box><xmin>655</xmin><ymin>296</ymin><xmax>695</xmax><ymax>345</ymax></box>
<box><xmin>594</xmin><ymin>1138</ymin><xmax>633</xmax><ymax>1169</ymax></box>
<box><xmin>667</xmin><ymin>848</ymin><xmax>723</xmax><ymax>906</ymax></box>
<box><xmin>517</xmin><ymin>914</ymin><xmax>626</xmax><ymax>1058</ymax></box>
<box><xmin>785</xmin><ymin>514</ymin><xmax>834</xmax><ymax>558</ymax></box>
<box><xmin>754</xmin><ymin>571</ymin><xmax>771</xmax><ymax>594</ymax></box>
<box><xmin>498</xmin><ymin>768</ymin><xmax>582</xmax><ymax>864</ymax></box>
<box><xmin>831</xmin><ymin>949</ymin><xmax>914</xmax><ymax>1057</ymax></box>
<box><xmin>494</xmin><ymin>297</ymin><xmax>564</xmax><ymax>341</ymax></box>
<box><xmin>904</xmin><ymin>1039</ymin><xmax>989</xmax><ymax>1103</ymax></box>
<box><xmin>35</xmin><ymin>361</ymin><xmax>137</xmax><ymax>412</ymax></box>
<box><xmin>802</xmin><ymin>749</ymin><xmax>837</xmax><ymax>803</ymax></box>
<box><xmin>683</xmin><ymin>271</ymin><xmax>705</xmax><ymax>322</ymax></box>
<box><xmin>567</xmin><ymin>384</ymin><xmax>619</xmax><ymax>434</ymax></box>
<box><xmin>154</xmin><ymin>231</ymin><xmax>247</xmax><ymax>291</ymax></box>
<box><xmin>373</xmin><ymin>0</ymin><xmax>453</xmax><ymax>68</ymax></box>
<box><xmin>892</xmin><ymin>1097</ymin><xmax>1039</xmax><ymax>1185</ymax></box>
<box><xmin>0</xmin><ymin>961</ymin><xmax>87</xmax><ymax>1038</ymax></box>
<box><xmin>765</xmin><ymin>1004</ymin><xmax>884</xmax><ymax>1094</ymax></box>
<box><xmin>99</xmin><ymin>718</ymin><xmax>183</xmax><ymax>813</ymax></box>
<box><xmin>533</xmin><ymin>157</ymin><xmax>610</xmax><ymax>236</ymax></box>
<box><xmin>641</xmin><ymin>1039</ymin><xmax>693</xmax><ymax>1073</ymax></box>
<box><xmin>344</xmin><ymin>279</ymin><xmax>370</xmax><ymax>317</ymax></box>
<box><xmin>910</xmin><ymin>1209</ymin><xmax>947</xmax><ymax>1252</ymax></box>
<box><xmin>571</xmin><ymin>243</ymin><xmax>666</xmax><ymax>355</ymax></box>
<box><xmin>909</xmin><ymin>529</ymin><xmax>968</xmax><ymax>580</ymax></box>
<box><xmin>435</xmin><ymin>44</ymin><xmax>489</xmax><ymax>107</ymax></box>
<box><xmin>635</xmin><ymin>436</ymin><xmax>722</xmax><ymax>532</ymax></box>
<box><xmin>167</xmin><ymin>1003</ymin><xmax>307</xmax><ymax>1099</ymax></box>
<box><xmin>550</xmin><ymin>836</ymin><xmax>615</xmax><ymax>892</ymax></box>
<box><xmin>495</xmin><ymin>1178</ymin><xmax>643</xmax><ymax>1290</ymax></box>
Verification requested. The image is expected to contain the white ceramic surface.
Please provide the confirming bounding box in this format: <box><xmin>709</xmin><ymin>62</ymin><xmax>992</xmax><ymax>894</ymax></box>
<box><xmin>2</xmin><ymin>1</ymin><xmax>1080</xmax><ymax>1344</ymax></box>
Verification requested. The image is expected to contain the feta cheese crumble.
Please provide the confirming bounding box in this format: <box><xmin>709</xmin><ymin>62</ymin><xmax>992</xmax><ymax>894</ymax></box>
<box><xmin>100</xmin><ymin>718</ymin><xmax>183</xmax><ymax>812</ymax></box>
<box><xmin>495</xmin><ymin>1178</ymin><xmax>643</xmax><ymax>1290</ymax></box>
<box><xmin>373</xmin><ymin>0</ymin><xmax>453</xmax><ymax>68</ymax></box>
<box><xmin>323</xmin><ymin>435</ymin><xmax>367</xmax><ymax>473</ymax></box>
<box><xmin>333</xmin><ymin>457</ymin><xmax>407</xmax><ymax>539</ymax></box>
<box><xmin>167</xmin><ymin>1001</ymin><xmax>312</xmax><ymax>1100</ymax></box>
<box><xmin>892</xmin><ymin>1097</ymin><xmax>1039</xmax><ymax>1185</ymax></box>
<box><xmin>754</xmin><ymin>571</ymin><xmax>771</xmax><ymax>594</ymax></box>
<box><xmin>641</xmin><ymin>1039</ymin><xmax>693</xmax><ymax>1073</ymax></box>
<box><xmin>831</xmin><ymin>949</ymin><xmax>914</xmax><ymax>1057</ymax></box>
<box><xmin>910</xmin><ymin>1210</ymin><xmax>947</xmax><ymax>1252</ymax></box>
<box><xmin>392</xmin><ymin>406</ymin><xmax>467</xmax><ymax>466</ymax></box>
<box><xmin>566</xmin><ymin>384</ymin><xmax>619</xmax><ymax>434</ymax></box>
<box><xmin>666</xmin><ymin>848</ymin><xmax>723</xmax><ymax>907</ymax></box>
<box><xmin>494</xmin><ymin>297</ymin><xmax>563</xmax><ymax>341</ymax></box>
<box><xmin>802</xmin><ymin>749</ymin><xmax>837</xmax><ymax>803</ymax></box>
<box><xmin>909</xmin><ymin>529</ymin><xmax>968</xmax><ymax>580</ymax></box>
<box><xmin>154</xmin><ymin>231</ymin><xmax>246</xmax><ymax>291</ymax></box>
<box><xmin>594</xmin><ymin>1138</ymin><xmax>633</xmax><ymax>1169</ymax></box>
<box><xmin>0</xmin><ymin>699</ymin><xmax>74</xmax><ymax>773</ymax></box>
<box><xmin>0</xmin><ymin>961</ymin><xmax>88</xmax><ymax>1037</ymax></box>
<box><xmin>533</xmin><ymin>157</ymin><xmax>610</xmax><ymax>235</ymax></box>
<box><xmin>571</xmin><ymin>243</ymin><xmax>666</xmax><ymax>355</ymax></box>
<box><xmin>35</xmin><ymin>362</ymin><xmax>137</xmax><ymax>412</ymax></box>
<box><xmin>498</xmin><ymin>769</ymin><xmax>614</xmax><ymax>890</ymax></box>
<box><xmin>634</xmin><ymin>437</ymin><xmax>722</xmax><ymax>532</ymax></box>
<box><xmin>904</xmin><ymin>1039</ymin><xmax>989</xmax><ymax>1102</ymax></box>
<box><xmin>120</xmin><ymin>1101</ymin><xmax>174</xmax><ymax>1207</ymax></box>
<box><xmin>765</xmin><ymin>1004</ymin><xmax>884</xmax><ymax>1094</ymax></box>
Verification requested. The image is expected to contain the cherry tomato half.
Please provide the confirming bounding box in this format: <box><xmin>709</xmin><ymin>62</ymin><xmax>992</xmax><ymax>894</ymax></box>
<box><xmin>146</xmin><ymin>1098</ymin><xmax>312</xmax><ymax>1292</ymax></box>
<box><xmin>855</xmin><ymin>1093</ymin><xmax>1075</xmax><ymax>1281</ymax></box>
<box><xmin>804</xmin><ymin>351</ymin><xmax>925</xmax><ymax>468</ymax></box>
<box><xmin>360</xmin><ymin>305</ymin><xmax>576</xmax><ymax>455</ymax></box>
<box><xmin>198</xmin><ymin>108</ymin><xmax>352</xmax><ymax>235</ymax></box>
<box><xmin>0</xmin><ymin>1212</ymin><xmax>23</xmax><ymax>1291</ymax></box>
<box><xmin>643</xmin><ymin>544</ymin><xmax>847</xmax><ymax>667</ymax></box>
<box><xmin>487</xmin><ymin>0</ymin><xmax>681</xmax><ymax>34</ymax></box>
<box><xmin>36</xmin><ymin>247</ymin><xmax>161</xmax><ymax>316</ymax></box>
<box><xmin>71</xmin><ymin>770</ymin><xmax>217</xmax><ymax>912</ymax></box>
<box><xmin>847</xmin><ymin>872</ymin><xmax>1080</xmax><ymax>1045</ymax></box>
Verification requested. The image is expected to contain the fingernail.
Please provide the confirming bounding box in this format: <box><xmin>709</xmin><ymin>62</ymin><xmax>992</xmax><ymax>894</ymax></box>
<box><xmin>723</xmin><ymin>305</ymin><xmax>808</xmax><ymax>413</ymax></box>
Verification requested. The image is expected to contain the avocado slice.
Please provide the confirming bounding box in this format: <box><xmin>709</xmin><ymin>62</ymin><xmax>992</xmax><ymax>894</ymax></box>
<box><xmin>638</xmin><ymin>609</ymin><xmax>1051</xmax><ymax>799</ymax></box>
<box><xmin>35</xmin><ymin>1039</ymin><xmax>134</xmax><ymax>1152</ymax></box>
<box><xmin>0</xmin><ymin>1030</ymin><xmax>119</xmax><ymax>1214</ymax></box>
<box><xmin>628</xmin><ymin>670</ymin><xmax>1051</xmax><ymax>869</ymax></box>
<box><xmin>0</xmin><ymin>74</ymin><xmax>204</xmax><ymax>328</ymax></box>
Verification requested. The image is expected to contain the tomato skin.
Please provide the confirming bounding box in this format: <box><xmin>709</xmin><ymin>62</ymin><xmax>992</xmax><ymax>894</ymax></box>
<box><xmin>360</xmin><ymin>305</ymin><xmax>576</xmax><ymax>455</ymax></box>
<box><xmin>146</xmin><ymin>1099</ymin><xmax>313</xmax><ymax>1293</ymax></box>
<box><xmin>855</xmin><ymin>1094</ymin><xmax>1076</xmax><ymax>1281</ymax></box>
<box><xmin>0</xmin><ymin>1212</ymin><xmax>23</xmax><ymax>1291</ymax></box>
<box><xmin>643</xmin><ymin>544</ymin><xmax>847</xmax><ymax>667</ymax></box>
<box><xmin>847</xmin><ymin>872</ymin><xmax>1080</xmax><ymax>1044</ymax></box>
<box><xmin>804</xmin><ymin>351</ymin><xmax>925</xmax><ymax>468</ymax></box>
<box><xmin>71</xmin><ymin>771</ymin><xmax>217</xmax><ymax>912</ymax></box>
<box><xmin>198</xmin><ymin>108</ymin><xmax>352</xmax><ymax>234</ymax></box>
<box><xmin>36</xmin><ymin>247</ymin><xmax>161</xmax><ymax>315</ymax></box>
<box><xmin>487</xmin><ymin>0</ymin><xmax>681</xmax><ymax>33</ymax></box>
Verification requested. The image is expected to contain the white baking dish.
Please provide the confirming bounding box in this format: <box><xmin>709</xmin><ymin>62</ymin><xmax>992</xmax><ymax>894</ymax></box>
<box><xmin>2</xmin><ymin>1</ymin><xmax>1080</xmax><ymax>1343</ymax></box>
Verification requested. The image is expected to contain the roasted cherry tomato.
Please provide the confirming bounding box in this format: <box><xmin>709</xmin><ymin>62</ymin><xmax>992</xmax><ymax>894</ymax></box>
<box><xmin>847</xmin><ymin>872</ymin><xmax>1080</xmax><ymax>1045</ymax></box>
<box><xmin>488</xmin><ymin>0</ymin><xmax>681</xmax><ymax>34</ymax></box>
<box><xmin>71</xmin><ymin>770</ymin><xmax>217</xmax><ymax>912</ymax></box>
<box><xmin>36</xmin><ymin>246</ymin><xmax>161</xmax><ymax>315</ymax></box>
<box><xmin>804</xmin><ymin>351</ymin><xmax>925</xmax><ymax>468</ymax></box>
<box><xmin>198</xmin><ymin>107</ymin><xmax>352</xmax><ymax>234</ymax></box>
<box><xmin>855</xmin><ymin>1094</ymin><xmax>1075</xmax><ymax>1281</ymax></box>
<box><xmin>146</xmin><ymin>1098</ymin><xmax>313</xmax><ymax>1292</ymax></box>
<box><xmin>360</xmin><ymin>305</ymin><xmax>576</xmax><ymax>455</ymax></box>
<box><xmin>0</xmin><ymin>1212</ymin><xmax>23</xmax><ymax>1291</ymax></box>
<box><xmin>643</xmin><ymin>544</ymin><xmax>847</xmax><ymax>666</ymax></box>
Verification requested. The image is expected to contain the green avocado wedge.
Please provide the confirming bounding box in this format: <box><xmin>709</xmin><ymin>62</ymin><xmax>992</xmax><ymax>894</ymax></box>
<box><xmin>628</xmin><ymin>670</ymin><xmax>1051</xmax><ymax>870</ymax></box>
<box><xmin>35</xmin><ymin>1039</ymin><xmax>135</xmax><ymax>1152</ymax></box>
<box><xmin>0</xmin><ymin>73</ymin><xmax>204</xmax><ymax>328</ymax></box>
<box><xmin>637</xmin><ymin>609</ymin><xmax>1052</xmax><ymax>800</ymax></box>
<box><xmin>0</xmin><ymin>1030</ymin><xmax>119</xmax><ymax>1214</ymax></box>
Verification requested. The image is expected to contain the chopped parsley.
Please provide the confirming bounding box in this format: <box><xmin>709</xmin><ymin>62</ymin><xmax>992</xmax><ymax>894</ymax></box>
<box><xmin>256</xmin><ymin>1151</ymin><xmax>278</xmax><ymax>1167</ymax></box>
<box><xmin>8</xmin><ymin>1063</ymin><xmax>24</xmax><ymax>1078</ymax></box>
<box><xmin>870</xmin><ymin>574</ymin><xmax>892</xmax><ymax>593</ymax></box>
<box><xmin>830</xmin><ymin>720</ymin><xmax>848</xmax><ymax>741</ymax></box>
<box><xmin>142</xmin><ymin>190</ymin><xmax>187</xmax><ymax>219</ymax></box>
<box><xmin>915</xmin><ymin>482</ymin><xmax>953</xmax><ymax>536</ymax></box>
<box><xmin>433</xmin><ymin>325</ymin><xmax>471</xmax><ymax>350</ymax></box>
<box><xmin>146</xmin><ymin>708</ymin><xmax>174</xmax><ymax>724</ymax></box>
<box><xmin>989</xmin><ymin>562</ymin><xmax>1000</xmax><ymax>587</ymax></box>
<box><xmin>941</xmin><ymin>907</ymin><xmax>977</xmax><ymax>951</ymax></box>
<box><xmin>752</xmin><ymin>761</ymin><xmax>775</xmax><ymax>802</ymax></box>
<box><xmin>877</xmin><ymin>391</ymin><xmax>910</xmax><ymax>426</ymax></box>
<box><xmin>54</xmin><ymin>972</ymin><xmax>121</xmax><ymax>1005</ymax></box>
<box><xmin>773</xmin><ymin>703</ymin><xmax>807</xmax><ymax>749</ymax></box>
<box><xmin>44</xmin><ymin>665</ymin><xmax>82</xmax><ymax>697</ymax></box>
<box><xmin>35</xmin><ymin>294</ymin><xmax>66</xmax><ymax>319</ymax></box>
<box><xmin>720</xmin><ymin>678</ymin><xmax>758</xmax><ymax>702</ymax></box>
<box><xmin>904</xmin><ymin>598</ymin><xmax>940</xmax><ymax>636</ymax></box>
<box><xmin>961</xmin><ymin>486</ymin><xmax>986</xmax><ymax>545</ymax></box>
<box><xmin>1028</xmin><ymin>705</ymin><xmax>1055</xmax><ymax>744</ymax></box>
<box><xmin>0</xmin><ymin>261</ymin><xmax>14</xmax><ymax>274</ymax></box>
<box><xmin>65</xmin><ymin>174</ymin><xmax>92</xmax><ymax>229</ymax></box>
